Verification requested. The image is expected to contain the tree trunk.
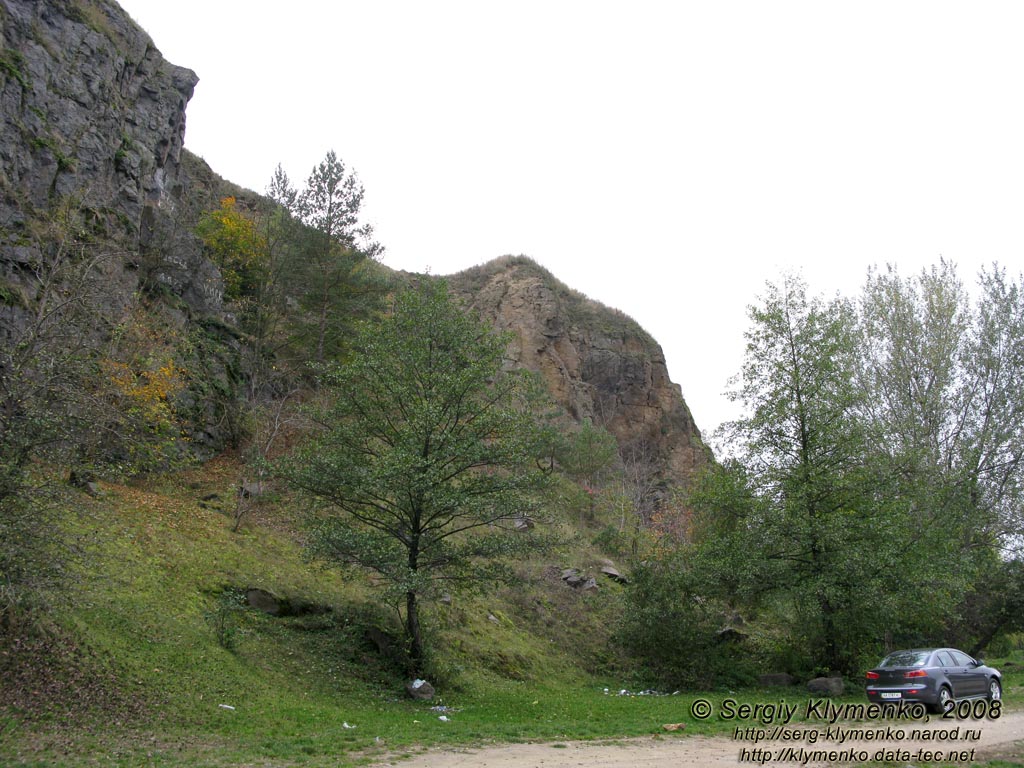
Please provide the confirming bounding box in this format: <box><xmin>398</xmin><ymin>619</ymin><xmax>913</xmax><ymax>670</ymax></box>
<box><xmin>820</xmin><ymin>597</ymin><xmax>841</xmax><ymax>674</ymax></box>
<box><xmin>969</xmin><ymin>618</ymin><xmax>1005</xmax><ymax>658</ymax></box>
<box><xmin>406</xmin><ymin>522</ymin><xmax>424</xmax><ymax>672</ymax></box>
<box><xmin>316</xmin><ymin>286</ymin><xmax>328</xmax><ymax>364</ymax></box>
<box><xmin>406</xmin><ymin>590</ymin><xmax>424</xmax><ymax>673</ymax></box>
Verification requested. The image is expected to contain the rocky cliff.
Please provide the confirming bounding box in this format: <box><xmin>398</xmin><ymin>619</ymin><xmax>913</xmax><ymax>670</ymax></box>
<box><xmin>448</xmin><ymin>257</ymin><xmax>709</xmax><ymax>489</ymax></box>
<box><xmin>0</xmin><ymin>0</ymin><xmax>709</xmax><ymax>487</ymax></box>
<box><xmin>0</xmin><ymin>0</ymin><xmax>222</xmax><ymax>312</ymax></box>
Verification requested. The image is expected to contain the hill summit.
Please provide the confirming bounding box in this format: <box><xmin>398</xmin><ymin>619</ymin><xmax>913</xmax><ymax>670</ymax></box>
<box><xmin>448</xmin><ymin>256</ymin><xmax>708</xmax><ymax>488</ymax></box>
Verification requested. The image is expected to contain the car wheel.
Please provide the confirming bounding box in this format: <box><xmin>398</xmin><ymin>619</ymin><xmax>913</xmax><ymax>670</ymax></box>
<box><xmin>988</xmin><ymin>679</ymin><xmax>1001</xmax><ymax>702</ymax></box>
<box><xmin>930</xmin><ymin>686</ymin><xmax>953</xmax><ymax>714</ymax></box>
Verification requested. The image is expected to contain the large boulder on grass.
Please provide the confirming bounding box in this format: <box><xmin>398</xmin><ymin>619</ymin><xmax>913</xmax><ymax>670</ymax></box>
<box><xmin>406</xmin><ymin>679</ymin><xmax>435</xmax><ymax>701</ymax></box>
<box><xmin>600</xmin><ymin>565</ymin><xmax>628</xmax><ymax>584</ymax></box>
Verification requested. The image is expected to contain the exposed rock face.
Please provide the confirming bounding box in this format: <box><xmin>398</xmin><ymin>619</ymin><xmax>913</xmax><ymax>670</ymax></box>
<box><xmin>448</xmin><ymin>257</ymin><xmax>709</xmax><ymax>488</ymax></box>
<box><xmin>0</xmin><ymin>0</ymin><xmax>220</xmax><ymax>312</ymax></box>
<box><xmin>1</xmin><ymin>3</ymin><xmax>711</xmax><ymax>483</ymax></box>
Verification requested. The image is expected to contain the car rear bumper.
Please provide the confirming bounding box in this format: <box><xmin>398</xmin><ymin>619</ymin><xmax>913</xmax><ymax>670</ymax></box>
<box><xmin>866</xmin><ymin>685</ymin><xmax>939</xmax><ymax>706</ymax></box>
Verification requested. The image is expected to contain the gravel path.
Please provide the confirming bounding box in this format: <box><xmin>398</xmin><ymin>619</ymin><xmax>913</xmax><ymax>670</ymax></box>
<box><xmin>376</xmin><ymin>709</ymin><xmax>1024</xmax><ymax>767</ymax></box>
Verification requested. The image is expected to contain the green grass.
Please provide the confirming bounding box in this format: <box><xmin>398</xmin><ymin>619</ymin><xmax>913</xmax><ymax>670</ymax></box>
<box><xmin>9</xmin><ymin>677</ymin><xmax>1019</xmax><ymax>766</ymax></box>
<box><xmin>2</xmin><ymin>458</ymin><xmax>1021</xmax><ymax>766</ymax></box>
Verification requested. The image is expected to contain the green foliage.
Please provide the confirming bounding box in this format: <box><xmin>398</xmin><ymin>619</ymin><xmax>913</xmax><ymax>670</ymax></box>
<box><xmin>0</xmin><ymin>200</ymin><xmax>207</xmax><ymax>627</ymax></box>
<box><xmin>279</xmin><ymin>280</ymin><xmax>552</xmax><ymax>669</ymax></box>
<box><xmin>669</xmin><ymin>264</ymin><xmax>1024</xmax><ymax>681</ymax></box>
<box><xmin>86</xmin><ymin>303</ymin><xmax>194</xmax><ymax>475</ymax></box>
<box><xmin>271</xmin><ymin>152</ymin><xmax>386</xmax><ymax>364</ymax></box>
<box><xmin>205</xmin><ymin>588</ymin><xmax>247</xmax><ymax>651</ymax></box>
<box><xmin>0</xmin><ymin>49</ymin><xmax>28</xmax><ymax>89</ymax></box>
<box><xmin>196</xmin><ymin>196</ymin><xmax>268</xmax><ymax>302</ymax></box>
<box><xmin>0</xmin><ymin>203</ymin><xmax>118</xmax><ymax>612</ymax></box>
<box><xmin>857</xmin><ymin>262</ymin><xmax>1024</xmax><ymax>651</ymax></box>
<box><xmin>618</xmin><ymin>545</ymin><xmax>755</xmax><ymax>688</ymax></box>
<box><xmin>555</xmin><ymin>419</ymin><xmax>618</xmax><ymax>490</ymax></box>
<box><xmin>860</xmin><ymin>263</ymin><xmax>1024</xmax><ymax>546</ymax></box>
<box><xmin>951</xmin><ymin>556</ymin><xmax>1024</xmax><ymax>656</ymax></box>
<box><xmin>697</xmin><ymin>275</ymin><xmax>951</xmax><ymax>674</ymax></box>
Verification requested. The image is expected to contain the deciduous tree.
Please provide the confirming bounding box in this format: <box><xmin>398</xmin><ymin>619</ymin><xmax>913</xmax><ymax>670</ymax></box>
<box><xmin>707</xmin><ymin>276</ymin><xmax>911</xmax><ymax>674</ymax></box>
<box><xmin>279</xmin><ymin>280</ymin><xmax>550</xmax><ymax>670</ymax></box>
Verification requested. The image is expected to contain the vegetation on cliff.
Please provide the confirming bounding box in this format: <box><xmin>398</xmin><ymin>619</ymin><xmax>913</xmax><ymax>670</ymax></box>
<box><xmin>2</xmin><ymin>2</ymin><xmax>1024</xmax><ymax>766</ymax></box>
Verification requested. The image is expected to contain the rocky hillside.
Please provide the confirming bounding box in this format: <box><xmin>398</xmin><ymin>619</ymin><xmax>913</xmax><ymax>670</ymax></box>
<box><xmin>449</xmin><ymin>257</ymin><xmax>708</xmax><ymax>489</ymax></box>
<box><xmin>0</xmin><ymin>0</ymin><xmax>225</xmax><ymax>312</ymax></box>
<box><xmin>0</xmin><ymin>0</ymin><xmax>709</xmax><ymax>486</ymax></box>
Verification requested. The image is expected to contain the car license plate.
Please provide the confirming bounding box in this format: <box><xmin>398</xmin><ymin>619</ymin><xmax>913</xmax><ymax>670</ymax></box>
<box><xmin>881</xmin><ymin>692</ymin><xmax>901</xmax><ymax>699</ymax></box>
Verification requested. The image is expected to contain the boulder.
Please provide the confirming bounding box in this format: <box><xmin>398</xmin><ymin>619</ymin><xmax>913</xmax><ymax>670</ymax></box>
<box><xmin>715</xmin><ymin>626</ymin><xmax>748</xmax><ymax>643</ymax></box>
<box><xmin>600</xmin><ymin>565</ymin><xmax>628</xmax><ymax>584</ymax></box>
<box><xmin>239</xmin><ymin>481</ymin><xmax>265</xmax><ymax>499</ymax></box>
<box><xmin>561</xmin><ymin>568</ymin><xmax>585</xmax><ymax>587</ymax></box>
<box><xmin>807</xmin><ymin>677</ymin><xmax>844</xmax><ymax>697</ymax></box>
<box><xmin>406</xmin><ymin>679</ymin><xmax>435</xmax><ymax>701</ymax></box>
<box><xmin>560</xmin><ymin>568</ymin><xmax>599</xmax><ymax>591</ymax></box>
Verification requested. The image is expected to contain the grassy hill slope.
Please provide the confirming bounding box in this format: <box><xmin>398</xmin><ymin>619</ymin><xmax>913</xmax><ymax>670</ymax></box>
<box><xmin>0</xmin><ymin>456</ymin><xmax>698</xmax><ymax>766</ymax></box>
<box><xmin>3</xmin><ymin>458</ymin><xmax>1023</xmax><ymax>767</ymax></box>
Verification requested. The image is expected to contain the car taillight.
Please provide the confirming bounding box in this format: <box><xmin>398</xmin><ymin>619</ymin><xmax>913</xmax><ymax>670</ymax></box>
<box><xmin>866</xmin><ymin>671</ymin><xmax>879</xmax><ymax>679</ymax></box>
<box><xmin>904</xmin><ymin>670</ymin><xmax>928</xmax><ymax>678</ymax></box>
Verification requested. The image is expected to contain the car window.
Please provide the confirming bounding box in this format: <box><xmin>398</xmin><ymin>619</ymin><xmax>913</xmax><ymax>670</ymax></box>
<box><xmin>880</xmin><ymin>651</ymin><xmax>930</xmax><ymax>668</ymax></box>
<box><xmin>936</xmin><ymin>651</ymin><xmax>956</xmax><ymax>667</ymax></box>
<box><xmin>951</xmin><ymin>651</ymin><xmax>975</xmax><ymax>666</ymax></box>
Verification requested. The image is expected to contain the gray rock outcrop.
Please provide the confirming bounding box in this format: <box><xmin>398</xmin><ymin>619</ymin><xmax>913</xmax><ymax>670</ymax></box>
<box><xmin>0</xmin><ymin>2</ymin><xmax>713</xmax><ymax>481</ymax></box>
<box><xmin>0</xmin><ymin>0</ymin><xmax>220</xmax><ymax>312</ymax></box>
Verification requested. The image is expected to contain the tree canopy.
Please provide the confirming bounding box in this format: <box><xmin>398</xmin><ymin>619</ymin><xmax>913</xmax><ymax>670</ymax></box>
<box><xmin>626</xmin><ymin>264</ymin><xmax>1024</xmax><ymax>683</ymax></box>
<box><xmin>278</xmin><ymin>280</ymin><xmax>551</xmax><ymax>670</ymax></box>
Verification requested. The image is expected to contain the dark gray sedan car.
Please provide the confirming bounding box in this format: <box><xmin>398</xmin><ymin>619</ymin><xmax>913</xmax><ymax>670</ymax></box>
<box><xmin>865</xmin><ymin>648</ymin><xmax>1001</xmax><ymax>713</ymax></box>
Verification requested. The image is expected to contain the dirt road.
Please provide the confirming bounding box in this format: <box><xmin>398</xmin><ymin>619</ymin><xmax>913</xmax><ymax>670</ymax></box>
<box><xmin>378</xmin><ymin>710</ymin><xmax>1024</xmax><ymax>767</ymax></box>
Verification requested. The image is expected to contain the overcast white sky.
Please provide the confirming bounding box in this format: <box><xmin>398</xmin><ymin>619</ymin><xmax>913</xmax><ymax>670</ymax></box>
<box><xmin>117</xmin><ymin>1</ymin><xmax>1024</xmax><ymax>445</ymax></box>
